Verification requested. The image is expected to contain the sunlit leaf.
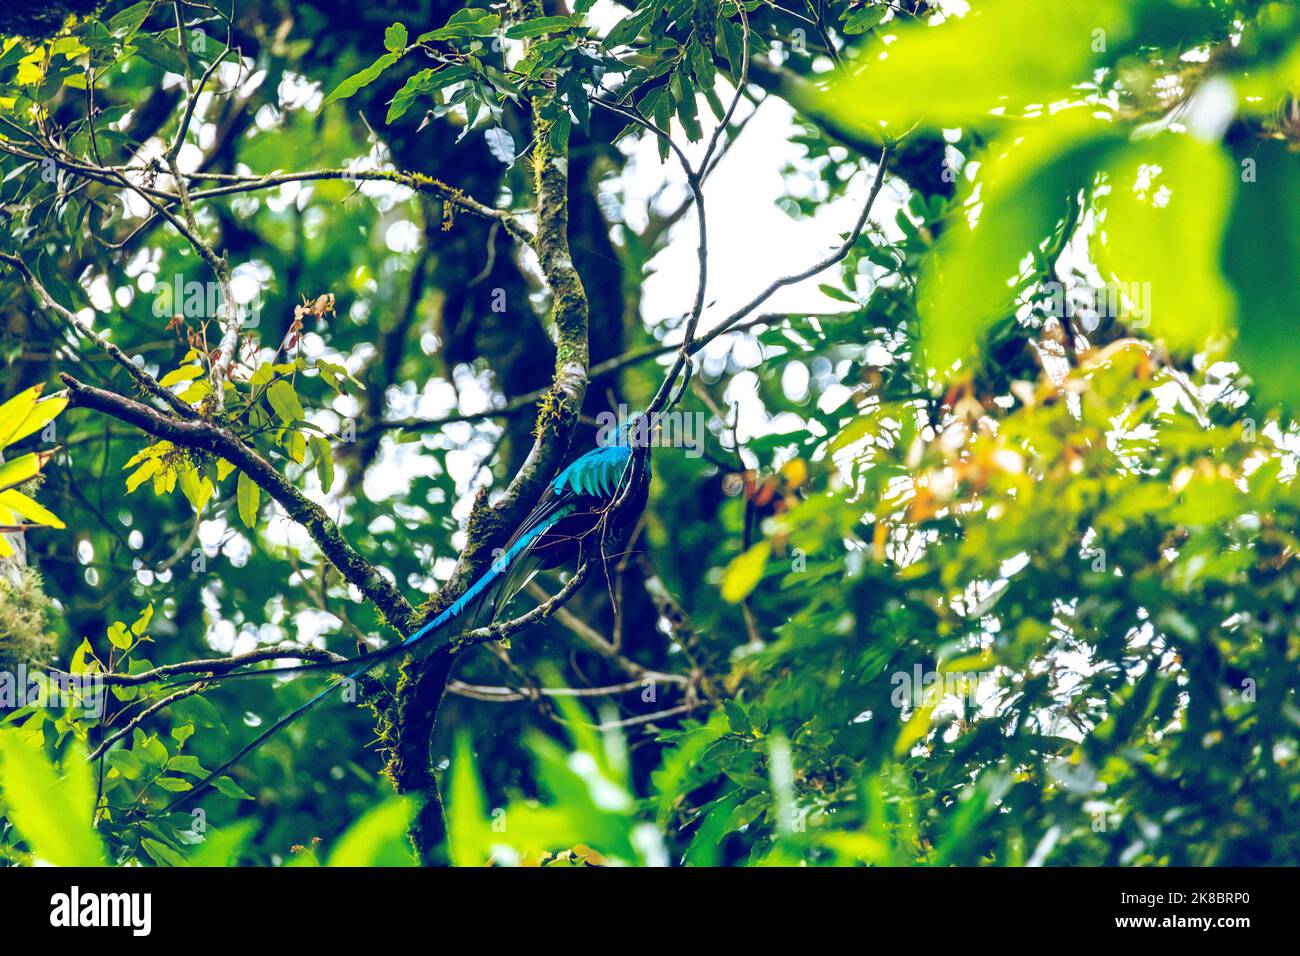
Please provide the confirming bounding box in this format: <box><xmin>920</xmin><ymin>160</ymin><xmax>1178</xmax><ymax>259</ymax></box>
<box><xmin>0</xmin><ymin>731</ymin><xmax>107</xmax><ymax>866</ymax></box>
<box><xmin>1093</xmin><ymin>132</ymin><xmax>1234</xmax><ymax>352</ymax></box>
<box><xmin>326</xmin><ymin>797</ymin><xmax>415</xmax><ymax>866</ymax></box>
<box><xmin>720</xmin><ymin>540</ymin><xmax>770</xmax><ymax>603</ymax></box>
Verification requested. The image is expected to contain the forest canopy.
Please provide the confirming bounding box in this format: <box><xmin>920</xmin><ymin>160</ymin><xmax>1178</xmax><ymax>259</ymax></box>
<box><xmin>0</xmin><ymin>0</ymin><xmax>1298</xmax><ymax>867</ymax></box>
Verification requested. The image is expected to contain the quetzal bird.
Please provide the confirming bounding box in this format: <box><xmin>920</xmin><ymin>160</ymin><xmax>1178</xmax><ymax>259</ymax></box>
<box><xmin>164</xmin><ymin>420</ymin><xmax>652</xmax><ymax>810</ymax></box>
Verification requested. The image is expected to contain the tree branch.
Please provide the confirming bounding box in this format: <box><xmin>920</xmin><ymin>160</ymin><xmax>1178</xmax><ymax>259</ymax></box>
<box><xmin>60</xmin><ymin>374</ymin><xmax>417</xmax><ymax>630</ymax></box>
<box><xmin>689</xmin><ymin>144</ymin><xmax>893</xmax><ymax>355</ymax></box>
<box><xmin>184</xmin><ymin>168</ymin><xmax>535</xmax><ymax>247</ymax></box>
<box><xmin>0</xmin><ymin>252</ymin><xmax>198</xmax><ymax>419</ymax></box>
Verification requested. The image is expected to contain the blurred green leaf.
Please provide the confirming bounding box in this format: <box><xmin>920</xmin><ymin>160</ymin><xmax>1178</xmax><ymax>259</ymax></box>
<box><xmin>0</xmin><ymin>730</ymin><xmax>107</xmax><ymax>866</ymax></box>
<box><xmin>824</xmin><ymin>0</ymin><xmax>1130</xmax><ymax>133</ymax></box>
<box><xmin>326</xmin><ymin>797</ymin><xmax>416</xmax><ymax>866</ymax></box>
<box><xmin>918</xmin><ymin>113</ymin><xmax>1119</xmax><ymax>375</ymax></box>
<box><xmin>1222</xmin><ymin>139</ymin><xmax>1300</xmax><ymax>407</ymax></box>
<box><xmin>721</xmin><ymin>540</ymin><xmax>770</xmax><ymax>603</ymax></box>
<box><xmin>1094</xmin><ymin>132</ymin><xmax>1234</xmax><ymax>352</ymax></box>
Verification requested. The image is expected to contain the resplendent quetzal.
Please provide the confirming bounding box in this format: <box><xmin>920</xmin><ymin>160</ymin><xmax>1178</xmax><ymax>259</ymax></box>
<box><xmin>163</xmin><ymin>416</ymin><xmax>653</xmax><ymax>809</ymax></box>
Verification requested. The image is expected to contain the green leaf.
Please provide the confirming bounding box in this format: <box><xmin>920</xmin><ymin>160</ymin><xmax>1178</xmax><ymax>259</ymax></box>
<box><xmin>107</xmin><ymin>748</ymin><xmax>144</xmax><ymax>780</ymax></box>
<box><xmin>1093</xmin><ymin>132</ymin><xmax>1234</xmax><ymax>353</ymax></box>
<box><xmin>266</xmin><ymin>379</ymin><xmax>305</xmax><ymax>423</ymax></box>
<box><xmin>326</xmin><ymin>797</ymin><xmax>416</xmax><ymax>866</ymax></box>
<box><xmin>1222</xmin><ymin>139</ymin><xmax>1300</xmax><ymax>408</ymax></box>
<box><xmin>107</xmin><ymin>1</ymin><xmax>151</xmax><ymax>38</ymax></box>
<box><xmin>505</xmin><ymin>16</ymin><xmax>573</xmax><ymax>39</ymax></box>
<box><xmin>167</xmin><ymin>754</ymin><xmax>209</xmax><ymax>777</ymax></box>
<box><xmin>689</xmin><ymin>39</ymin><xmax>715</xmax><ymax>90</ymax></box>
<box><xmin>605</xmin><ymin>9</ymin><xmax>650</xmax><ymax>48</ymax></box>
<box><xmin>683</xmin><ymin>793</ymin><xmax>742</xmax><ymax>866</ymax></box>
<box><xmin>320</xmin><ymin>53</ymin><xmax>399</xmax><ymax>111</ymax></box>
<box><xmin>140</xmin><ymin>837</ymin><xmax>189</xmax><ymax>866</ymax></box>
<box><xmin>236</xmin><ymin>471</ymin><xmax>260</xmax><ymax>528</ymax></box>
<box><xmin>484</xmin><ymin>126</ymin><xmax>516</xmax><ymax>165</ymax></box>
<box><xmin>548</xmin><ymin>111</ymin><xmax>571</xmax><ymax>154</ymax></box>
<box><xmin>721</xmin><ymin>540</ymin><xmax>770</xmax><ymax>603</ymax></box>
<box><xmin>213</xmin><ymin>776</ymin><xmax>254</xmax><ymax>801</ymax></box>
<box><xmin>841</xmin><ymin>5</ymin><xmax>888</xmax><ymax>35</ymax></box>
<box><xmin>417</xmin><ymin>12</ymin><xmax>501</xmax><ymax>41</ymax></box>
<box><xmin>189</xmin><ymin>820</ymin><xmax>258</xmax><ymax>866</ymax></box>
<box><xmin>132</xmin><ymin>34</ymin><xmax>190</xmax><ymax>75</ymax></box>
<box><xmin>917</xmin><ymin>113</ymin><xmax>1119</xmax><ymax>375</ymax></box>
<box><xmin>446</xmin><ymin>732</ymin><xmax>491</xmax><ymax>867</ymax></box>
<box><xmin>716</xmin><ymin>16</ymin><xmax>741</xmax><ymax>71</ymax></box>
<box><xmin>384</xmin><ymin>22</ymin><xmax>408</xmax><ymax>52</ymax></box>
<box><xmin>818</xmin><ymin>283</ymin><xmax>856</xmax><ymax>304</ymax></box>
<box><xmin>310</xmin><ymin>435</ymin><xmax>335</xmax><ymax>492</ymax></box>
<box><xmin>672</xmin><ymin>72</ymin><xmax>702</xmax><ymax>141</ymax></box>
<box><xmin>0</xmin><ymin>731</ymin><xmax>107</xmax><ymax>866</ymax></box>
<box><xmin>386</xmin><ymin>66</ymin><xmax>474</xmax><ymax>124</ymax></box>
<box><xmin>824</xmin><ymin>0</ymin><xmax>1132</xmax><ymax>133</ymax></box>
<box><xmin>723</xmin><ymin>699</ymin><xmax>750</xmax><ymax>735</ymax></box>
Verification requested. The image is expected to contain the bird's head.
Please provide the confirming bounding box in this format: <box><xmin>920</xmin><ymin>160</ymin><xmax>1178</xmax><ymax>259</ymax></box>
<box><xmin>598</xmin><ymin>411</ymin><xmax>657</xmax><ymax>450</ymax></box>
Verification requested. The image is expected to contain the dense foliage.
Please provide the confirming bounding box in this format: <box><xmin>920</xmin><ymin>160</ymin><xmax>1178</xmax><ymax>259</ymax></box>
<box><xmin>1</xmin><ymin>0</ymin><xmax>1298</xmax><ymax>867</ymax></box>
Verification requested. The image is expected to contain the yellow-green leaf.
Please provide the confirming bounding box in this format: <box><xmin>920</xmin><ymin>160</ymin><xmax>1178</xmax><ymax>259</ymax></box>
<box><xmin>236</xmin><ymin>471</ymin><xmax>260</xmax><ymax>527</ymax></box>
<box><xmin>286</xmin><ymin>428</ymin><xmax>306</xmax><ymax>465</ymax></box>
<box><xmin>326</xmin><ymin>797</ymin><xmax>416</xmax><ymax>867</ymax></box>
<box><xmin>446</xmin><ymin>733</ymin><xmax>491</xmax><ymax>867</ymax></box>
<box><xmin>823</xmin><ymin>0</ymin><xmax>1133</xmax><ymax>134</ymax></box>
<box><xmin>159</xmin><ymin>364</ymin><xmax>204</xmax><ymax>387</ymax></box>
<box><xmin>108</xmin><ymin>621</ymin><xmax>133</xmax><ymax>650</ymax></box>
<box><xmin>125</xmin><ymin>458</ymin><xmax>160</xmax><ymax>494</ymax></box>
<box><xmin>133</xmin><ymin>603</ymin><xmax>154</xmax><ymax>636</ymax></box>
<box><xmin>894</xmin><ymin>702</ymin><xmax>936</xmax><ymax>758</ymax></box>
<box><xmin>0</xmin><ymin>384</ymin><xmax>41</xmax><ymax>447</ymax></box>
<box><xmin>1093</xmin><ymin>132</ymin><xmax>1234</xmax><ymax>352</ymax></box>
<box><xmin>0</xmin><ymin>731</ymin><xmax>107</xmax><ymax>866</ymax></box>
<box><xmin>177</xmin><ymin>464</ymin><xmax>213</xmax><ymax>512</ymax></box>
<box><xmin>266</xmin><ymin>379</ymin><xmax>305</xmax><ymax>424</ymax></box>
<box><xmin>721</xmin><ymin>540</ymin><xmax>771</xmax><ymax>603</ymax></box>
<box><xmin>310</xmin><ymin>435</ymin><xmax>336</xmax><ymax>492</ymax></box>
<box><xmin>0</xmin><ymin>449</ymin><xmax>53</xmax><ymax>494</ymax></box>
<box><xmin>0</xmin><ymin>488</ymin><xmax>64</xmax><ymax>529</ymax></box>
<box><xmin>177</xmin><ymin>378</ymin><xmax>211</xmax><ymax>404</ymax></box>
<box><xmin>15</xmin><ymin>393</ymin><xmax>68</xmax><ymax>444</ymax></box>
<box><xmin>917</xmin><ymin>113</ymin><xmax>1120</xmax><ymax>375</ymax></box>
